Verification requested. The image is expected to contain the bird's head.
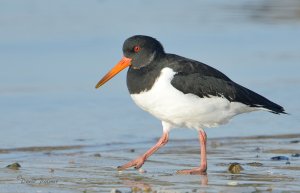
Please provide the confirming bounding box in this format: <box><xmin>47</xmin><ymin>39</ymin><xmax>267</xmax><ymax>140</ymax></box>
<box><xmin>95</xmin><ymin>35</ymin><xmax>165</xmax><ymax>89</ymax></box>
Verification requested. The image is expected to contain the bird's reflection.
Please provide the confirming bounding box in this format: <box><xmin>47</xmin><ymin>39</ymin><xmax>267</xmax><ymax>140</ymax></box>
<box><xmin>200</xmin><ymin>174</ymin><xmax>208</xmax><ymax>186</ymax></box>
<box><xmin>120</xmin><ymin>177</ymin><xmax>152</xmax><ymax>192</ymax></box>
<box><xmin>119</xmin><ymin>172</ymin><xmax>208</xmax><ymax>192</ymax></box>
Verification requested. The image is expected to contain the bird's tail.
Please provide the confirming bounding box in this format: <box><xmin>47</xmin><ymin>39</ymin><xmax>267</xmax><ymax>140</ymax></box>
<box><xmin>235</xmin><ymin>84</ymin><xmax>287</xmax><ymax>114</ymax></box>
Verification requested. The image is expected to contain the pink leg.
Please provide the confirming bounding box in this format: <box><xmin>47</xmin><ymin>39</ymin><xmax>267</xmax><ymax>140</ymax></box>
<box><xmin>117</xmin><ymin>132</ymin><xmax>169</xmax><ymax>170</ymax></box>
<box><xmin>177</xmin><ymin>129</ymin><xmax>207</xmax><ymax>175</ymax></box>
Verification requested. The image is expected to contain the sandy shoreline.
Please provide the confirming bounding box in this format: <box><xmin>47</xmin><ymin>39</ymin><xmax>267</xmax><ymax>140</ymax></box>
<box><xmin>0</xmin><ymin>133</ymin><xmax>299</xmax><ymax>192</ymax></box>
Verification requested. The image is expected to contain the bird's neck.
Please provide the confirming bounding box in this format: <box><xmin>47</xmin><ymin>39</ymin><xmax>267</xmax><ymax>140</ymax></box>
<box><xmin>126</xmin><ymin>59</ymin><xmax>164</xmax><ymax>95</ymax></box>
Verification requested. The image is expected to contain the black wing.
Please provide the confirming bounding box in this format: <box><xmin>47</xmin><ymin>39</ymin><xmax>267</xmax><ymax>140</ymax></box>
<box><xmin>168</xmin><ymin>55</ymin><xmax>286</xmax><ymax>114</ymax></box>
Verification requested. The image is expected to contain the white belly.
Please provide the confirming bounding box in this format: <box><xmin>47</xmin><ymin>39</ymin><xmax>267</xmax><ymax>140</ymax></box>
<box><xmin>130</xmin><ymin>68</ymin><xmax>255</xmax><ymax>129</ymax></box>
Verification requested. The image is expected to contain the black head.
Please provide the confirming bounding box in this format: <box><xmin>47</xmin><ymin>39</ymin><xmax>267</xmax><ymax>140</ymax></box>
<box><xmin>122</xmin><ymin>35</ymin><xmax>165</xmax><ymax>69</ymax></box>
<box><xmin>95</xmin><ymin>35</ymin><xmax>165</xmax><ymax>89</ymax></box>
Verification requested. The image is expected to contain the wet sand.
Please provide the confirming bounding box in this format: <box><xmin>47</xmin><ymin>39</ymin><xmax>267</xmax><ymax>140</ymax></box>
<box><xmin>1</xmin><ymin>133</ymin><xmax>300</xmax><ymax>193</ymax></box>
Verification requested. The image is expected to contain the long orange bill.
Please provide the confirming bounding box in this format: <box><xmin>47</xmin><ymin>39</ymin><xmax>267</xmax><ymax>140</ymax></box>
<box><xmin>95</xmin><ymin>56</ymin><xmax>132</xmax><ymax>89</ymax></box>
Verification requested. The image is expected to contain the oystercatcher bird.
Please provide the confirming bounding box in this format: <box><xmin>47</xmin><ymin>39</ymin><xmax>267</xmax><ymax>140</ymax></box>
<box><xmin>95</xmin><ymin>35</ymin><xmax>286</xmax><ymax>174</ymax></box>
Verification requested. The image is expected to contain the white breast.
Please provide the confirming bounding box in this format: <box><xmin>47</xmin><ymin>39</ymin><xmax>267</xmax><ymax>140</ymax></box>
<box><xmin>130</xmin><ymin>68</ymin><xmax>255</xmax><ymax>129</ymax></box>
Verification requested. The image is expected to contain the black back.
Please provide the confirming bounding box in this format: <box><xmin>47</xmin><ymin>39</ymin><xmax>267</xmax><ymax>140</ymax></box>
<box><xmin>167</xmin><ymin>54</ymin><xmax>286</xmax><ymax>114</ymax></box>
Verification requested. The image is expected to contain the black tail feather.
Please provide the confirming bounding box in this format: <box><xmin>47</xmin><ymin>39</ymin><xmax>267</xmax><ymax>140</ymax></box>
<box><xmin>234</xmin><ymin>83</ymin><xmax>287</xmax><ymax>115</ymax></box>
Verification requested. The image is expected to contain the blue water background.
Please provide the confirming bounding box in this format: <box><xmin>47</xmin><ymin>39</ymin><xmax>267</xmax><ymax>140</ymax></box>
<box><xmin>0</xmin><ymin>0</ymin><xmax>299</xmax><ymax>148</ymax></box>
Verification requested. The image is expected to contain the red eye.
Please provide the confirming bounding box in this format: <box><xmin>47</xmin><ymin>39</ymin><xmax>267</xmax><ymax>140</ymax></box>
<box><xmin>134</xmin><ymin>45</ymin><xmax>141</xmax><ymax>53</ymax></box>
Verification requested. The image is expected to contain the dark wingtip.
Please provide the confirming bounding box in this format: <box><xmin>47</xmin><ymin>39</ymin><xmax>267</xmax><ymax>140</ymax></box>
<box><xmin>281</xmin><ymin>110</ymin><xmax>289</xmax><ymax>115</ymax></box>
<box><xmin>272</xmin><ymin>111</ymin><xmax>289</xmax><ymax>115</ymax></box>
<box><xmin>270</xmin><ymin>106</ymin><xmax>289</xmax><ymax>115</ymax></box>
<box><xmin>276</xmin><ymin>110</ymin><xmax>289</xmax><ymax>115</ymax></box>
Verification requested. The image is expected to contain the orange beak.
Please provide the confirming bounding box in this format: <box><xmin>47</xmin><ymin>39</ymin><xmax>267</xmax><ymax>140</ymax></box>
<box><xmin>95</xmin><ymin>57</ymin><xmax>132</xmax><ymax>89</ymax></box>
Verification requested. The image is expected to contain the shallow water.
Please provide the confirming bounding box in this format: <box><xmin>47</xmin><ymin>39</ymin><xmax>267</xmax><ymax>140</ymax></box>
<box><xmin>0</xmin><ymin>0</ymin><xmax>300</xmax><ymax>192</ymax></box>
<box><xmin>0</xmin><ymin>134</ymin><xmax>300</xmax><ymax>192</ymax></box>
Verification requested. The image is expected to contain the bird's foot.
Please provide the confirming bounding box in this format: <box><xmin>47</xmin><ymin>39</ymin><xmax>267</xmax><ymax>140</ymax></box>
<box><xmin>177</xmin><ymin>166</ymin><xmax>207</xmax><ymax>175</ymax></box>
<box><xmin>117</xmin><ymin>156</ymin><xmax>146</xmax><ymax>171</ymax></box>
